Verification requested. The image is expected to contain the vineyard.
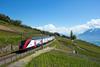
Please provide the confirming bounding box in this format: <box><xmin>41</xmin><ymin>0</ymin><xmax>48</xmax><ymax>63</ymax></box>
<box><xmin>26</xmin><ymin>50</ymin><xmax>100</xmax><ymax>67</ymax></box>
<box><xmin>25</xmin><ymin>37</ymin><xmax>100</xmax><ymax>67</ymax></box>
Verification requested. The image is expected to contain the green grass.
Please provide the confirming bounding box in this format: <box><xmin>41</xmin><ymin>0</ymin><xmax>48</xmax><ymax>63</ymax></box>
<box><xmin>0</xmin><ymin>30</ymin><xmax>21</xmax><ymax>47</ymax></box>
<box><xmin>25</xmin><ymin>37</ymin><xmax>100</xmax><ymax>67</ymax></box>
<box><xmin>25</xmin><ymin>50</ymin><xmax>100</xmax><ymax>67</ymax></box>
<box><xmin>52</xmin><ymin>37</ymin><xmax>100</xmax><ymax>61</ymax></box>
<box><xmin>74</xmin><ymin>40</ymin><xmax>100</xmax><ymax>59</ymax></box>
<box><xmin>75</xmin><ymin>40</ymin><xmax>100</xmax><ymax>54</ymax></box>
<box><xmin>0</xmin><ymin>22</ymin><xmax>42</xmax><ymax>34</ymax></box>
<box><xmin>49</xmin><ymin>37</ymin><xmax>73</xmax><ymax>51</ymax></box>
<box><xmin>49</xmin><ymin>37</ymin><xmax>100</xmax><ymax>60</ymax></box>
<box><xmin>0</xmin><ymin>23</ymin><xmax>45</xmax><ymax>47</ymax></box>
<box><xmin>0</xmin><ymin>21</ymin><xmax>47</xmax><ymax>56</ymax></box>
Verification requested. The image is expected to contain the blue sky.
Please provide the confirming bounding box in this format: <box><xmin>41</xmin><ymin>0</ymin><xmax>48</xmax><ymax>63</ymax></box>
<box><xmin>0</xmin><ymin>0</ymin><xmax>100</xmax><ymax>34</ymax></box>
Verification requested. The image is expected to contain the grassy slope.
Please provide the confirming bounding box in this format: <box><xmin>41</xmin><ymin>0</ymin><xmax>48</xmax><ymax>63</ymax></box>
<box><xmin>0</xmin><ymin>30</ymin><xmax>21</xmax><ymax>47</ymax></box>
<box><xmin>0</xmin><ymin>21</ymin><xmax>45</xmax><ymax>47</ymax></box>
<box><xmin>26</xmin><ymin>50</ymin><xmax>100</xmax><ymax>67</ymax></box>
<box><xmin>49</xmin><ymin>37</ymin><xmax>73</xmax><ymax>52</ymax></box>
<box><xmin>0</xmin><ymin>20</ymin><xmax>47</xmax><ymax>56</ymax></box>
<box><xmin>74</xmin><ymin>40</ymin><xmax>100</xmax><ymax>61</ymax></box>
<box><xmin>25</xmin><ymin>37</ymin><xmax>100</xmax><ymax>67</ymax></box>
<box><xmin>52</xmin><ymin>37</ymin><xmax>100</xmax><ymax>61</ymax></box>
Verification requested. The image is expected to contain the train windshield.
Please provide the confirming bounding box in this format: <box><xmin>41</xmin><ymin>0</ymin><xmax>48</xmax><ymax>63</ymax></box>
<box><xmin>19</xmin><ymin>40</ymin><xmax>26</xmax><ymax>49</ymax></box>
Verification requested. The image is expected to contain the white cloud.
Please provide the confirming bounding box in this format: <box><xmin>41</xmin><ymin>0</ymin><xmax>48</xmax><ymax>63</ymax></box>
<box><xmin>87</xmin><ymin>19</ymin><xmax>100</xmax><ymax>28</ymax></box>
<box><xmin>33</xmin><ymin>19</ymin><xmax>100</xmax><ymax>35</ymax></box>
<box><xmin>35</xmin><ymin>24</ymin><xmax>67</xmax><ymax>33</ymax></box>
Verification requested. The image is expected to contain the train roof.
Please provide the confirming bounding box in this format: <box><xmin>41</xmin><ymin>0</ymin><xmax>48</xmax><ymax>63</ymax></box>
<box><xmin>31</xmin><ymin>36</ymin><xmax>50</xmax><ymax>40</ymax></box>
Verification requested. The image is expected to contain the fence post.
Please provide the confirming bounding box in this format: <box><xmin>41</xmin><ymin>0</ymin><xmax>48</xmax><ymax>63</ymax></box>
<box><xmin>11</xmin><ymin>44</ymin><xmax>13</xmax><ymax>52</ymax></box>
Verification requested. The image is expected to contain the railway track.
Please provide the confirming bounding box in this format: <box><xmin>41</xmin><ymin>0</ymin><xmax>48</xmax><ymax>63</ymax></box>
<box><xmin>0</xmin><ymin>40</ymin><xmax>55</xmax><ymax>66</ymax></box>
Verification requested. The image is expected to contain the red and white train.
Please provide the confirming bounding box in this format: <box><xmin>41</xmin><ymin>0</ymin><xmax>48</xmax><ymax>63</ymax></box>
<box><xmin>19</xmin><ymin>36</ymin><xmax>55</xmax><ymax>50</ymax></box>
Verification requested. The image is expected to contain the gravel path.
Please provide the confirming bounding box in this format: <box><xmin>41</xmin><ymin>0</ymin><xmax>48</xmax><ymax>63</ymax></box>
<box><xmin>7</xmin><ymin>47</ymin><xmax>54</xmax><ymax>67</ymax></box>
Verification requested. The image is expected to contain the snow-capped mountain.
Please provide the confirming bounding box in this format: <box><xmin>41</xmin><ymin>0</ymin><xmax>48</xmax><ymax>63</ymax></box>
<box><xmin>78</xmin><ymin>28</ymin><xmax>100</xmax><ymax>40</ymax></box>
<box><xmin>78</xmin><ymin>28</ymin><xmax>100</xmax><ymax>46</ymax></box>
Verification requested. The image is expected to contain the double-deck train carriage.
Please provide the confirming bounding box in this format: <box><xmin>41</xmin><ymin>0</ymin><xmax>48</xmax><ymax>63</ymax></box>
<box><xmin>48</xmin><ymin>36</ymin><xmax>53</xmax><ymax>41</ymax></box>
<box><xmin>42</xmin><ymin>36</ymin><xmax>55</xmax><ymax>44</ymax></box>
<box><xmin>19</xmin><ymin>36</ymin><xmax>55</xmax><ymax>50</ymax></box>
<box><xmin>43</xmin><ymin>37</ymin><xmax>48</xmax><ymax>43</ymax></box>
<box><xmin>33</xmin><ymin>37</ymin><xmax>43</xmax><ymax>47</ymax></box>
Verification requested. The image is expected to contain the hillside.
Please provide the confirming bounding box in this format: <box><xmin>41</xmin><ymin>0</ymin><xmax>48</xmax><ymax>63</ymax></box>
<box><xmin>25</xmin><ymin>37</ymin><xmax>100</xmax><ymax>67</ymax></box>
<box><xmin>0</xmin><ymin>13</ymin><xmax>53</xmax><ymax>56</ymax></box>
<box><xmin>0</xmin><ymin>13</ymin><xmax>55</xmax><ymax>46</ymax></box>
<box><xmin>0</xmin><ymin>20</ymin><xmax>43</xmax><ymax>48</ymax></box>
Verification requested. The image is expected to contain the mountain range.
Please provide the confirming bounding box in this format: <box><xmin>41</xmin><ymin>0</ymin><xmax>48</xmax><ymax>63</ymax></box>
<box><xmin>78</xmin><ymin>28</ymin><xmax>100</xmax><ymax>46</ymax></box>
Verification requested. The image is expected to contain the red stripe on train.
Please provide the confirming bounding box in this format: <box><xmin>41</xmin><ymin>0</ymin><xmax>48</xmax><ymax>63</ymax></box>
<box><xmin>23</xmin><ymin>38</ymin><xmax>31</xmax><ymax>49</ymax></box>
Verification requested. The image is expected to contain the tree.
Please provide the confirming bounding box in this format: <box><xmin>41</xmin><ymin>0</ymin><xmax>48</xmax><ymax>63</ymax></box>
<box><xmin>61</xmin><ymin>35</ymin><xmax>70</xmax><ymax>39</ymax></box>
<box><xmin>54</xmin><ymin>32</ymin><xmax>60</xmax><ymax>36</ymax></box>
<box><xmin>70</xmin><ymin>30</ymin><xmax>76</xmax><ymax>40</ymax></box>
<box><xmin>0</xmin><ymin>13</ymin><xmax>11</xmax><ymax>23</ymax></box>
<box><xmin>10</xmin><ymin>20</ymin><xmax>22</xmax><ymax>26</ymax></box>
<box><xmin>70</xmin><ymin>30</ymin><xmax>73</xmax><ymax>39</ymax></box>
<box><xmin>14</xmin><ymin>20</ymin><xmax>22</xmax><ymax>25</ymax></box>
<box><xmin>0</xmin><ymin>13</ymin><xmax>23</xmax><ymax>26</ymax></box>
<box><xmin>72</xmin><ymin>35</ymin><xmax>76</xmax><ymax>40</ymax></box>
